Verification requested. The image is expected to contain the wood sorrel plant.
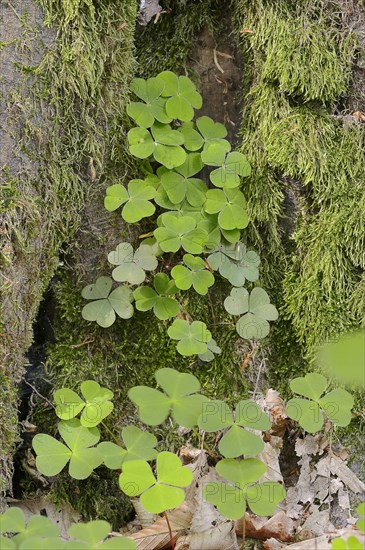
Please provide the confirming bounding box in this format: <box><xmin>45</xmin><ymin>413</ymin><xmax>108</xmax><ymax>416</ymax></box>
<box><xmin>81</xmin><ymin>71</ymin><xmax>278</xmax><ymax>357</ymax></box>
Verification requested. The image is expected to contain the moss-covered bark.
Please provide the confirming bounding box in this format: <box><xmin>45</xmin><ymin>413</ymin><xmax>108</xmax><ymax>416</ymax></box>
<box><xmin>0</xmin><ymin>0</ymin><xmax>137</xmax><ymax>503</ymax></box>
<box><xmin>234</xmin><ymin>0</ymin><xmax>365</xmax><ymax>389</ymax></box>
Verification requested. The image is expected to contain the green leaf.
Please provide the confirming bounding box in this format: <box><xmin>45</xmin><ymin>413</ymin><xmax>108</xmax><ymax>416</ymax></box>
<box><xmin>32</xmin><ymin>419</ymin><xmax>102</xmax><ymax>479</ymax></box>
<box><xmin>319</xmin><ymin>388</ymin><xmax>354</xmax><ymax>427</ymax></box>
<box><xmin>205</xmin><ymin>459</ymin><xmax>286</xmax><ymax>519</ymax></box>
<box><xmin>54</xmin><ymin>381</ymin><xmax>113</xmax><ymax>427</ymax></box>
<box><xmin>157</xmin><ymin>451</ymin><xmax>193</xmax><ymax>487</ymax></box>
<box><xmin>168</xmin><ymin>319</ymin><xmax>211</xmax><ymax>356</ymax></box>
<box><xmin>205</xmin><ymin>189</ymin><xmax>249</xmax><ymax>231</ymax></box>
<box><xmin>69</xmin><ymin>521</ymin><xmax>110</xmax><ymax>546</ymax></box>
<box><xmin>18</xmin><ymin>536</ymin><xmax>67</xmax><ymax>549</ymax></box>
<box><xmin>357</xmin><ymin>502</ymin><xmax>365</xmax><ymax>533</ymax></box>
<box><xmin>0</xmin><ymin>507</ymin><xmax>26</xmax><ymax>534</ymax></box>
<box><xmin>178</xmin><ymin>122</ymin><xmax>204</xmax><ymax>151</ymax></box>
<box><xmin>198</xmin><ymin>400</ymin><xmax>270</xmax><ymax>457</ymax></box>
<box><xmin>196</xmin><ymin>116</ymin><xmax>227</xmax><ymax>140</ymax></box>
<box><xmin>0</xmin><ymin>536</ymin><xmax>16</xmax><ymax>549</ymax></box>
<box><xmin>133</xmin><ymin>273</ymin><xmax>180</xmax><ymax>320</ymax></box>
<box><xmin>127</xmin><ymin>79</ymin><xmax>171</xmax><ymax>128</ymax></box>
<box><xmin>201</xmin><ymin>140</ymin><xmax>231</xmax><ymax>166</ymax></box>
<box><xmin>198</xmin><ymin>338</ymin><xmax>222</xmax><ymax>362</ymax></box>
<box><xmin>119</xmin><ymin>451</ymin><xmax>193</xmax><ymax>514</ymax></box>
<box><xmin>207</xmin><ymin>242</ymin><xmax>260</xmax><ymax>287</ymax></box>
<box><xmin>286</xmin><ymin>398</ymin><xmax>323</xmax><ymax>433</ymax></box>
<box><xmin>209</xmin><ymin>152</ymin><xmax>251</xmax><ymax>188</ymax></box>
<box><xmin>131</xmin><ymin>77</ymin><xmax>164</xmax><ymax>104</ymax></box>
<box><xmin>216</xmin><ymin>458</ymin><xmax>266</xmax><ymax>486</ymax></box>
<box><xmin>154</xmin><ymin>214</ymin><xmax>208</xmax><ymax>254</ymax></box>
<box><xmin>157</xmin><ymin>71</ymin><xmax>202</xmax><ymax>121</ymax></box>
<box><xmin>171</xmin><ymin>254</ymin><xmax>215</xmax><ymax>295</ymax></box>
<box><xmin>224</xmin><ymin>287</ymin><xmax>278</xmax><ymax>340</ymax></box>
<box><xmin>160</xmin><ymin>154</ymin><xmax>206</xmax><ymax>206</ymax></box>
<box><xmin>82</xmin><ymin>277</ymin><xmax>134</xmax><ymax>328</ymax></box>
<box><xmin>290</xmin><ymin>373</ymin><xmax>328</xmax><ymax>401</ymax></box>
<box><xmin>128</xmin><ymin>127</ymin><xmax>155</xmax><ymax>159</ymax></box>
<box><xmin>120</xmin><ymin>180</ymin><xmax>156</xmax><ymax>223</ymax></box>
<box><xmin>104</xmin><ymin>184</ymin><xmax>129</xmax><ymax>212</ymax></box>
<box><xmin>219</xmin><ymin>425</ymin><xmax>264</xmax><ymax>457</ymax></box>
<box><xmin>246</xmin><ymin>482</ymin><xmax>287</xmax><ymax>516</ymax></box>
<box><xmin>224</xmin><ymin>287</ymin><xmax>249</xmax><ymax>315</ymax></box>
<box><xmin>141</xmin><ymin>485</ymin><xmax>186</xmax><ymax>515</ymax></box>
<box><xmin>128</xmin><ymin>367</ymin><xmax>207</xmax><ymax>427</ymax></box>
<box><xmin>54</xmin><ymin>388</ymin><xmax>85</xmax><ymax>421</ymax></box>
<box><xmin>204</xmin><ymin>482</ymin><xmax>245</xmax><ymax>520</ymax></box>
<box><xmin>108</xmin><ymin>243</ymin><xmax>157</xmax><ymax>285</ymax></box>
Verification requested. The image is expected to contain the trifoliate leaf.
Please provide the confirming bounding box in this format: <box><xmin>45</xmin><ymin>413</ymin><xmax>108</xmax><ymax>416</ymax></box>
<box><xmin>157</xmin><ymin>71</ymin><xmax>202</xmax><ymax>121</ymax></box>
<box><xmin>68</xmin><ymin>519</ymin><xmax>136</xmax><ymax>549</ymax></box>
<box><xmin>81</xmin><ymin>277</ymin><xmax>134</xmax><ymax>328</ymax></box>
<box><xmin>54</xmin><ymin>381</ymin><xmax>114</xmax><ymax>428</ymax></box>
<box><xmin>105</xmin><ymin>181</ymin><xmax>156</xmax><ymax>223</ymax></box>
<box><xmin>198</xmin><ymin>399</ymin><xmax>270</xmax><ymax>457</ymax></box>
<box><xmin>168</xmin><ymin>319</ymin><xmax>212</xmax><ymax>356</ymax></box>
<box><xmin>224</xmin><ymin>287</ymin><xmax>278</xmax><ymax>340</ymax></box>
<box><xmin>133</xmin><ymin>273</ymin><xmax>180</xmax><ymax>320</ymax></box>
<box><xmin>119</xmin><ymin>451</ymin><xmax>193</xmax><ymax>514</ymax></box>
<box><xmin>205</xmin><ymin>188</ymin><xmax>249</xmax><ymax>230</ymax></box>
<box><xmin>178</xmin><ymin>121</ymin><xmax>204</xmax><ymax>151</ymax></box>
<box><xmin>32</xmin><ymin>419</ymin><xmax>102</xmax><ymax>479</ymax></box>
<box><xmin>128</xmin><ymin>367</ymin><xmax>207</xmax><ymax>427</ymax></box>
<box><xmin>127</xmin><ymin>77</ymin><xmax>171</xmax><ymax>128</ymax></box>
<box><xmin>207</xmin><ymin>242</ymin><xmax>260</xmax><ymax>286</ymax></box>
<box><xmin>356</xmin><ymin>501</ymin><xmax>365</xmax><ymax>533</ymax></box>
<box><xmin>128</xmin><ymin>125</ymin><xmax>187</xmax><ymax>168</ymax></box>
<box><xmin>286</xmin><ymin>373</ymin><xmax>354</xmax><ymax>433</ymax></box>
<box><xmin>108</xmin><ymin>243</ymin><xmax>158</xmax><ymax>285</ymax></box>
<box><xmin>209</xmin><ymin>151</ymin><xmax>251</xmax><ymax>188</ymax></box>
<box><xmin>171</xmin><ymin>254</ymin><xmax>215</xmax><ymax>295</ymax></box>
<box><xmin>154</xmin><ymin>214</ymin><xmax>208</xmax><ymax>254</ymax></box>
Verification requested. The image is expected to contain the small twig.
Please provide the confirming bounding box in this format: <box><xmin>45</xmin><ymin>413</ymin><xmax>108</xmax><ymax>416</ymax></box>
<box><xmin>70</xmin><ymin>337</ymin><xmax>95</xmax><ymax>348</ymax></box>
<box><xmin>213</xmin><ymin>48</ymin><xmax>224</xmax><ymax>74</ymax></box>
<box><xmin>252</xmin><ymin>357</ymin><xmax>267</xmax><ymax>400</ymax></box>
<box><xmin>23</xmin><ymin>380</ymin><xmax>55</xmax><ymax>409</ymax></box>
<box><xmin>164</xmin><ymin>511</ymin><xmax>175</xmax><ymax>550</ymax></box>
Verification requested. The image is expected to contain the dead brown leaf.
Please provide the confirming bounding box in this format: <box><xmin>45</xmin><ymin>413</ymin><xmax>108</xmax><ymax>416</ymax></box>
<box><xmin>235</xmin><ymin>511</ymin><xmax>294</xmax><ymax>543</ymax></box>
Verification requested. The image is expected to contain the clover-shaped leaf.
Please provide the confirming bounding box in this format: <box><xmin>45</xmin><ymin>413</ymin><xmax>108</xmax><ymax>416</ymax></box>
<box><xmin>128</xmin><ymin>124</ymin><xmax>186</xmax><ymax>169</ymax></box>
<box><xmin>0</xmin><ymin>507</ymin><xmax>59</xmax><ymax>547</ymax></box>
<box><xmin>198</xmin><ymin>399</ymin><xmax>271</xmax><ymax>457</ymax></box>
<box><xmin>133</xmin><ymin>273</ymin><xmax>180</xmax><ymax>320</ymax></box>
<box><xmin>128</xmin><ymin>367</ymin><xmax>207</xmax><ymax>427</ymax></box>
<box><xmin>119</xmin><ymin>451</ymin><xmax>193</xmax><ymax>514</ymax></box>
<box><xmin>205</xmin><ymin>188</ymin><xmax>249</xmax><ymax>230</ymax></box>
<box><xmin>178</xmin><ymin>121</ymin><xmax>204</xmax><ymax>151</ymax></box>
<box><xmin>195</xmin><ymin>115</ymin><xmax>230</xmax><ymax>155</ymax></box>
<box><xmin>356</xmin><ymin>502</ymin><xmax>365</xmax><ymax>533</ymax></box>
<box><xmin>154</xmin><ymin>213</ymin><xmax>208</xmax><ymax>254</ymax></box>
<box><xmin>167</xmin><ymin>319</ymin><xmax>212</xmax><ymax>357</ymax></box>
<box><xmin>108</xmin><ymin>242</ymin><xmax>158</xmax><ymax>285</ymax></box>
<box><xmin>69</xmin><ymin>520</ymin><xmax>136</xmax><ymax>549</ymax></box>
<box><xmin>224</xmin><ymin>287</ymin><xmax>278</xmax><ymax>339</ymax></box>
<box><xmin>127</xmin><ymin>77</ymin><xmax>171</xmax><ymax>128</ymax></box>
<box><xmin>160</xmin><ymin>153</ymin><xmax>207</xmax><ymax>206</ymax></box>
<box><xmin>198</xmin><ymin>338</ymin><xmax>222</xmax><ymax>362</ymax></box>
<box><xmin>207</xmin><ymin>242</ymin><xmax>260</xmax><ymax>286</ymax></box>
<box><xmin>98</xmin><ymin>426</ymin><xmax>158</xmax><ymax>470</ymax></box>
<box><xmin>202</xmin><ymin>150</ymin><xmax>251</xmax><ymax>188</ymax></box>
<box><xmin>286</xmin><ymin>373</ymin><xmax>354</xmax><ymax>433</ymax></box>
<box><xmin>171</xmin><ymin>254</ymin><xmax>214</xmax><ymax>295</ymax></box>
<box><xmin>32</xmin><ymin>419</ymin><xmax>102</xmax><ymax>479</ymax></box>
<box><xmin>81</xmin><ymin>277</ymin><xmax>134</xmax><ymax>328</ymax></box>
<box><xmin>204</xmin><ymin>458</ymin><xmax>286</xmax><ymax>519</ymax></box>
<box><xmin>104</xmin><ymin>180</ymin><xmax>156</xmax><ymax>223</ymax></box>
<box><xmin>54</xmin><ymin>381</ymin><xmax>114</xmax><ymax>428</ymax></box>
<box><xmin>157</xmin><ymin>71</ymin><xmax>202</xmax><ymax>121</ymax></box>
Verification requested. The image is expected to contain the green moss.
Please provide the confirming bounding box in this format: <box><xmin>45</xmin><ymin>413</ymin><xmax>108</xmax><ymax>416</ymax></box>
<box><xmin>0</xmin><ymin>0</ymin><xmax>137</xmax><ymax>500</ymax></box>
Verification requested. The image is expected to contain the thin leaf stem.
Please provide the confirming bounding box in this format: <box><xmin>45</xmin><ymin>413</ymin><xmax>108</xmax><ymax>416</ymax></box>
<box><xmin>164</xmin><ymin>511</ymin><xmax>175</xmax><ymax>550</ymax></box>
